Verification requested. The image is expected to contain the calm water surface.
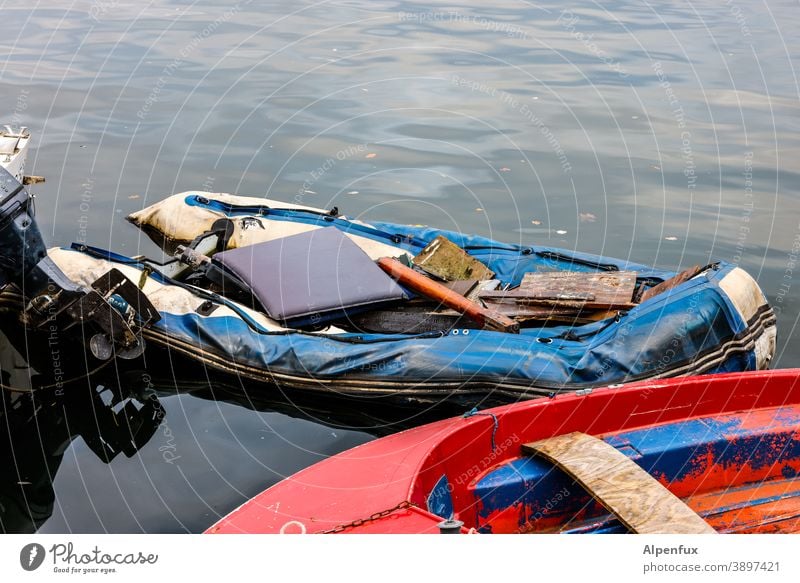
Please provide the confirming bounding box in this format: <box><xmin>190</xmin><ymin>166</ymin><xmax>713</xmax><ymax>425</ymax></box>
<box><xmin>1</xmin><ymin>0</ymin><xmax>798</xmax><ymax>532</ymax></box>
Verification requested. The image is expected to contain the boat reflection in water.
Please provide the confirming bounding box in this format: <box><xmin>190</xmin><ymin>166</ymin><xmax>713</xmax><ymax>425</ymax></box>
<box><xmin>0</xmin><ymin>334</ymin><xmax>165</xmax><ymax>533</ymax></box>
<box><xmin>0</xmin><ymin>326</ymin><xmax>458</xmax><ymax>533</ymax></box>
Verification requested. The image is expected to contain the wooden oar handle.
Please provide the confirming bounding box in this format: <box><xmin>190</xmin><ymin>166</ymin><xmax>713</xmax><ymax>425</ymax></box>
<box><xmin>377</xmin><ymin>257</ymin><xmax>519</xmax><ymax>334</ymax></box>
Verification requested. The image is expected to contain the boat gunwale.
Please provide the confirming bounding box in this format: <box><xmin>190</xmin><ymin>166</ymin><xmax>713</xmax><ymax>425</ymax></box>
<box><xmin>207</xmin><ymin>369</ymin><xmax>800</xmax><ymax>533</ymax></box>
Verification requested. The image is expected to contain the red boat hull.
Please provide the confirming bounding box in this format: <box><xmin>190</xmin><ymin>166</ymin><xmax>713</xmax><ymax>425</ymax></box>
<box><xmin>207</xmin><ymin>370</ymin><xmax>800</xmax><ymax>534</ymax></box>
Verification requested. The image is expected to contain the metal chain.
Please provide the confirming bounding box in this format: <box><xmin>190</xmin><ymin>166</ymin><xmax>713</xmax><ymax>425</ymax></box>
<box><xmin>320</xmin><ymin>500</ymin><xmax>416</xmax><ymax>534</ymax></box>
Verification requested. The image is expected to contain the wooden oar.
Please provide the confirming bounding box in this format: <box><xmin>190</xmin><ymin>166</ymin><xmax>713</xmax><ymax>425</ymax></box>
<box><xmin>376</xmin><ymin>257</ymin><xmax>519</xmax><ymax>334</ymax></box>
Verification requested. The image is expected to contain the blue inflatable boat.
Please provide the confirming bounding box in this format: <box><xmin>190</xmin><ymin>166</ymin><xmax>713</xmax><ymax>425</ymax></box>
<box><xmin>39</xmin><ymin>192</ymin><xmax>776</xmax><ymax>405</ymax></box>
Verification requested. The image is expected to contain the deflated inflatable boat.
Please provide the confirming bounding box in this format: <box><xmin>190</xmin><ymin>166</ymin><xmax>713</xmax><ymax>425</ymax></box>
<box><xmin>42</xmin><ymin>192</ymin><xmax>776</xmax><ymax>404</ymax></box>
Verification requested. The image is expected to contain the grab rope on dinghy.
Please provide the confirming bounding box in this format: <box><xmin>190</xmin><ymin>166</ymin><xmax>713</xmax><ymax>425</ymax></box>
<box><xmin>186</xmin><ymin>194</ymin><xmax>429</xmax><ymax>248</ymax></box>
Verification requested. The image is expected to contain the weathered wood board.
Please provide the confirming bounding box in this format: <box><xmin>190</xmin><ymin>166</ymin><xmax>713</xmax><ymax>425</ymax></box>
<box><xmin>479</xmin><ymin>293</ymin><xmax>636</xmax><ymax>312</ymax></box>
<box><xmin>479</xmin><ymin>296</ymin><xmax>581</xmax><ymax>318</ymax></box>
<box><xmin>519</xmin><ymin>271</ymin><xmax>636</xmax><ymax>305</ymax></box>
<box><xmin>522</xmin><ymin>432</ymin><xmax>716</xmax><ymax>534</ymax></box>
<box><xmin>465</xmin><ymin>279</ymin><xmax>500</xmax><ymax>302</ymax></box>
<box><xmin>638</xmin><ymin>265</ymin><xmax>703</xmax><ymax>303</ymax></box>
<box><xmin>477</xmin><ymin>271</ymin><xmax>637</xmax><ymax>315</ymax></box>
<box><xmin>412</xmin><ymin>235</ymin><xmax>494</xmax><ymax>281</ymax></box>
<box><xmin>441</xmin><ymin>279</ymin><xmax>479</xmax><ymax>297</ymax></box>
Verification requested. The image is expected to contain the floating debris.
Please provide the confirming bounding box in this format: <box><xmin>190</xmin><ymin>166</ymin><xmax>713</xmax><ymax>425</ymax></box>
<box><xmin>475</xmin><ymin>207</ymin><xmax>484</xmax><ymax>212</ymax></box>
<box><xmin>365</xmin><ymin>153</ymin><xmax>377</xmax><ymax>159</ymax></box>
<box><xmin>128</xmin><ymin>194</ymin><xmax>140</xmax><ymax>200</ymax></box>
<box><xmin>346</xmin><ymin>190</ymin><xmax>359</xmax><ymax>195</ymax></box>
<box><xmin>531</xmin><ymin>219</ymin><xmax>542</xmax><ymax>225</ymax></box>
<box><xmin>499</xmin><ymin>167</ymin><xmax>511</xmax><ymax>172</ymax></box>
<box><xmin>665</xmin><ymin>236</ymin><xmax>678</xmax><ymax>241</ymax></box>
<box><xmin>555</xmin><ymin>229</ymin><xmax>568</xmax><ymax>235</ymax></box>
<box><xmin>579</xmin><ymin>213</ymin><xmax>596</xmax><ymax>223</ymax></box>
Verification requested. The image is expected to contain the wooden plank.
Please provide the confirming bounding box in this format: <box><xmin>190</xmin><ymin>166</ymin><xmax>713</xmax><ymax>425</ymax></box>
<box><xmin>483</xmin><ymin>291</ymin><xmax>596</xmax><ymax>301</ymax></box>
<box><xmin>479</xmin><ymin>296</ymin><xmax>581</xmax><ymax>319</ymax></box>
<box><xmin>441</xmin><ymin>279</ymin><xmax>479</xmax><ymax>297</ymax></box>
<box><xmin>438</xmin><ymin>305</ymin><xmax>605</xmax><ymax>325</ymax></box>
<box><xmin>465</xmin><ymin>279</ymin><xmax>500</xmax><ymax>302</ymax></box>
<box><xmin>479</xmin><ymin>292</ymin><xmax>636</xmax><ymax>311</ymax></box>
<box><xmin>518</xmin><ymin>271</ymin><xmax>637</xmax><ymax>305</ymax></box>
<box><xmin>521</xmin><ymin>432</ymin><xmax>716</xmax><ymax>534</ymax></box>
<box><xmin>638</xmin><ymin>265</ymin><xmax>703</xmax><ymax>303</ymax></box>
<box><xmin>483</xmin><ymin>304</ymin><xmax>616</xmax><ymax>324</ymax></box>
<box><xmin>412</xmin><ymin>235</ymin><xmax>494</xmax><ymax>281</ymax></box>
<box><xmin>377</xmin><ymin>257</ymin><xmax>519</xmax><ymax>333</ymax></box>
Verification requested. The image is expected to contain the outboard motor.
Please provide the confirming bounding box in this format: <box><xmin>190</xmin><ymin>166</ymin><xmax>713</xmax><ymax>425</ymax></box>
<box><xmin>0</xmin><ymin>165</ymin><xmax>159</xmax><ymax>359</ymax></box>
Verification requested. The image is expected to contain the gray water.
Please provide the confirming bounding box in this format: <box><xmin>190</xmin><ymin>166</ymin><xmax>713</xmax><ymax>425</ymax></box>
<box><xmin>1</xmin><ymin>0</ymin><xmax>798</xmax><ymax>532</ymax></box>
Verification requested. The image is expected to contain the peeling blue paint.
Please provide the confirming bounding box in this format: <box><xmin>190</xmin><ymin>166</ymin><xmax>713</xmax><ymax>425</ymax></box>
<box><xmin>426</xmin><ymin>474</ymin><xmax>454</xmax><ymax>519</ymax></box>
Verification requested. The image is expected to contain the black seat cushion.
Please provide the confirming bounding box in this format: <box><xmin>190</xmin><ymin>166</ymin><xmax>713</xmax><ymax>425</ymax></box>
<box><xmin>211</xmin><ymin>227</ymin><xmax>408</xmax><ymax>325</ymax></box>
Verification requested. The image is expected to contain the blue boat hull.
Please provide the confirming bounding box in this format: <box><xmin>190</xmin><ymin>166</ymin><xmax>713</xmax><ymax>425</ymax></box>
<box><xmin>44</xmin><ymin>192</ymin><xmax>778</xmax><ymax>404</ymax></box>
